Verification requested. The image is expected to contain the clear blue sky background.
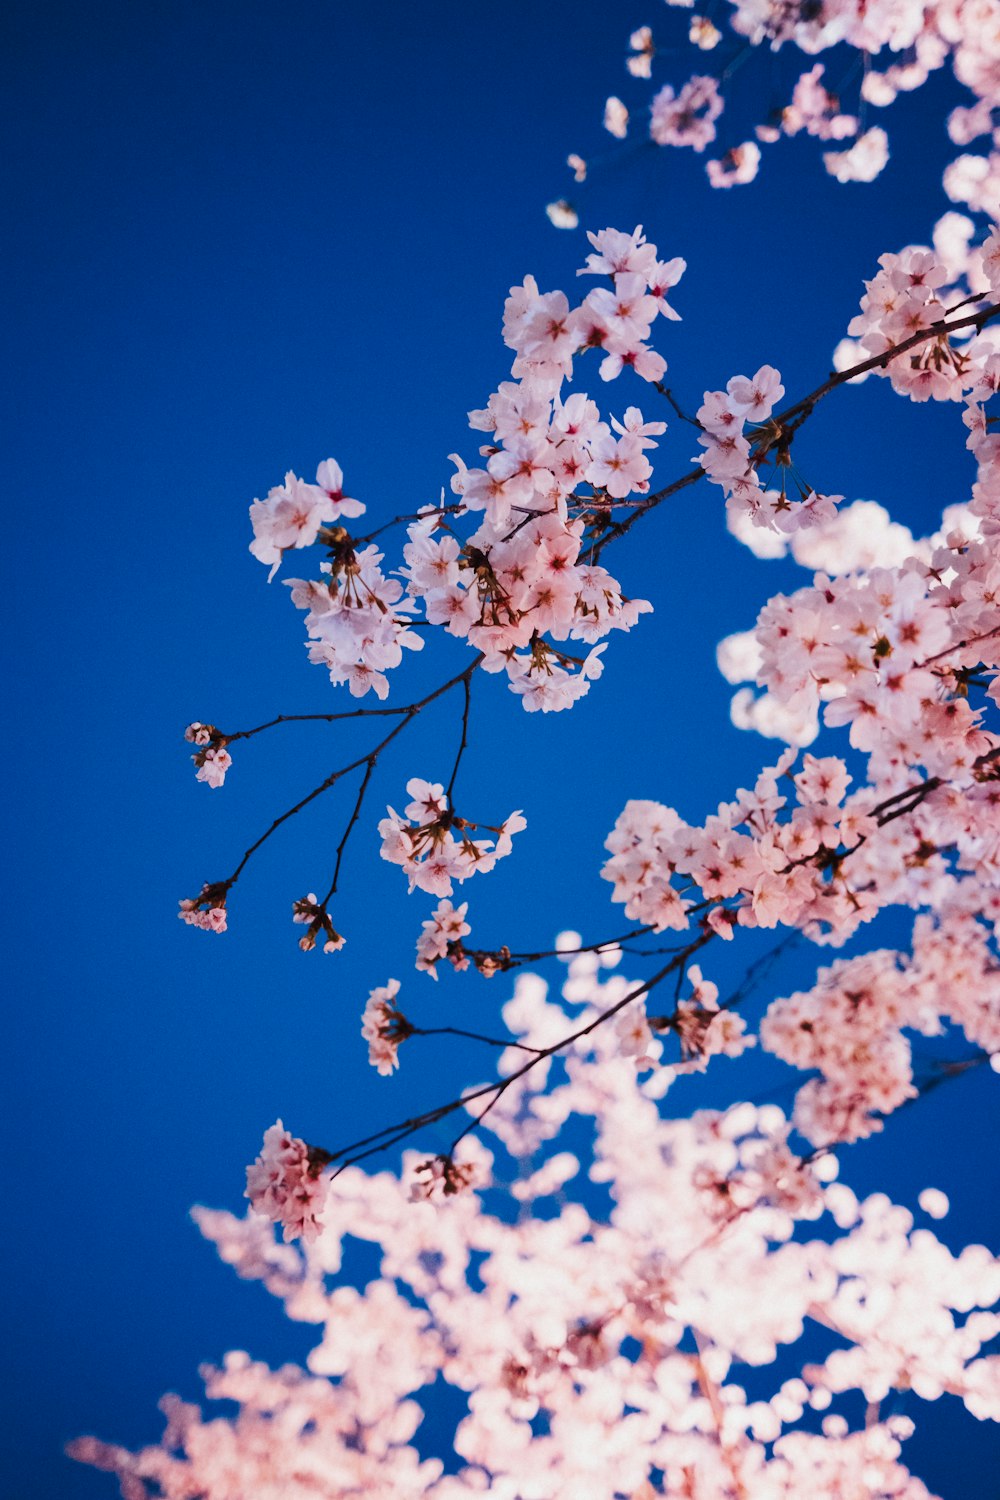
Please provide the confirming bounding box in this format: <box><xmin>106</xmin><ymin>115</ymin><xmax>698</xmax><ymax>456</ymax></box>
<box><xmin>3</xmin><ymin>2</ymin><xmax>996</xmax><ymax>1496</ymax></box>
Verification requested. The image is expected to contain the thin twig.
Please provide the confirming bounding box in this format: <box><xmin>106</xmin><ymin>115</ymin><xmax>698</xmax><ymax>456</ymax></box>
<box><xmin>446</xmin><ymin>674</ymin><xmax>473</xmax><ymax>803</ymax></box>
<box><xmin>592</xmin><ymin>467</ymin><xmax>705</xmax><ymax>556</ymax></box>
<box><xmin>502</xmin><ymin>925</ymin><xmax>655</xmax><ymax>962</ymax></box>
<box><xmin>654</xmin><ymin>381</ymin><xmax>703</xmax><ymax>428</ymax></box>
<box><xmin>223</xmin><ymin>705</ymin><xmax>425</xmax><ymax>744</ymax></box>
<box><xmin>320</xmin><ymin>756</ymin><xmax>377</xmax><ymax>906</ymax></box>
<box><xmin>219</xmin><ymin>657</ymin><xmax>484</xmax><ymax>889</ymax></box>
<box><xmin>350</xmin><ymin>503</ymin><xmax>467</xmax><ymax>547</ymax></box>
<box><xmin>410</xmin><ymin>1025</ymin><xmax>544</xmax><ymax>1054</ymax></box>
<box><xmin>447</xmin><ymin>931</ymin><xmax>713</xmax><ymax>1155</ymax></box>
<box><xmin>226</xmin><ymin>718</ymin><xmax>414</xmax><ymax>886</ymax></box>
<box><xmin>921</xmin><ymin>624</ymin><xmax>1000</xmax><ymax>667</ymax></box>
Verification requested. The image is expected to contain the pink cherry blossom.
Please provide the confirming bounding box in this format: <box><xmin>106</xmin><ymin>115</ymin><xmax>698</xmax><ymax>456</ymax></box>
<box><xmin>707</xmin><ymin>141</ymin><xmax>761</xmax><ymax>187</ymax></box>
<box><xmin>378</xmin><ymin>782</ymin><xmax>526</xmax><ymax>895</ymax></box>
<box><xmin>361</xmin><ymin>979</ymin><xmax>409</xmax><ymax>1075</ymax></box>
<box><xmin>245</xmin><ymin>1121</ymin><xmax>328</xmax><ymax>1242</ymax></box>
<box><xmin>650</xmin><ymin>75</ymin><xmax>723</xmax><ymax>151</ymax></box>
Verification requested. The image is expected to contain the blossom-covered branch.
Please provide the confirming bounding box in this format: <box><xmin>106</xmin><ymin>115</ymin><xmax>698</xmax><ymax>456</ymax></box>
<box><xmin>180</xmin><ymin>657</ymin><xmax>484</xmax><ymax>933</ymax></box>
<box><xmin>552</xmin><ymin>0</ymin><xmax>1000</xmax><ymax>223</ymax></box>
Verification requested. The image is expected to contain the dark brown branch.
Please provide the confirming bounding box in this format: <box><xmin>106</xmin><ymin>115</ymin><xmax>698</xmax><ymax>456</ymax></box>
<box><xmin>410</xmin><ymin>1025</ymin><xmax>544</xmax><ymax>1055</ymax></box>
<box><xmin>921</xmin><ymin>624</ymin><xmax>1000</xmax><ymax>667</ymax></box>
<box><xmin>592</xmin><ymin>296</ymin><xmax>1000</xmax><ymax>559</ymax></box>
<box><xmin>217</xmin><ymin>657</ymin><xmax>485</xmax><ymax>891</ymax></box>
<box><xmin>498</xmin><ymin>505</ymin><xmax>559</xmax><ymax>544</ymax></box>
<box><xmin>591</xmin><ymin>468</ymin><xmax>705</xmax><ymax>557</ymax></box>
<box><xmin>774</xmin><ymin>295</ymin><xmax>1000</xmax><ymax>433</ymax></box>
<box><xmin>446</xmin><ymin>673</ymin><xmax>473</xmax><ymax>803</ymax></box>
<box><xmin>504</xmin><ymin>925</ymin><xmax>655</xmax><ymax>962</ymax></box>
<box><xmin>226</xmin><ymin>719</ymin><xmax>413</xmax><ymax>887</ymax></box>
<box><xmin>350</xmin><ymin>502</ymin><xmax>468</xmax><ymax>547</ymax></box>
<box><xmin>654</xmin><ymin>381</ymin><xmax>703</xmax><ymax>428</ymax></box>
<box><xmin>324</xmin><ymin>931</ymin><xmax>713</xmax><ymax>1175</ymax></box>
<box><xmin>223</xmin><ymin>703</ymin><xmax>435</xmax><ymax>744</ymax></box>
<box><xmin>447</xmin><ymin>929</ymin><xmax>714</xmax><ymax>1151</ymax></box>
<box><xmin>320</xmin><ymin>756</ymin><xmax>377</xmax><ymax>906</ymax></box>
<box><xmin>778</xmin><ymin>744</ymin><xmax>1000</xmax><ymax>872</ymax></box>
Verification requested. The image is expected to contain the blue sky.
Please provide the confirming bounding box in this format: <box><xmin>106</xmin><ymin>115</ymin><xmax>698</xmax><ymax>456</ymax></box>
<box><xmin>3</xmin><ymin>1</ymin><xmax>996</xmax><ymax>1495</ymax></box>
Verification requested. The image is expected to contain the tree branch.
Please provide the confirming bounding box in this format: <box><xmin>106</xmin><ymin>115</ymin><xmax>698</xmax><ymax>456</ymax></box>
<box><xmin>591</xmin><ymin>296</ymin><xmax>1000</xmax><ymax>558</ymax></box>
<box><xmin>215</xmin><ymin>657</ymin><xmax>484</xmax><ymax>892</ymax></box>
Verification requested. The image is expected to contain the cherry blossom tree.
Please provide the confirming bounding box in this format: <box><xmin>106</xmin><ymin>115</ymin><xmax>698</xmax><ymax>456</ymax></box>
<box><xmin>71</xmin><ymin>7</ymin><xmax>1000</xmax><ymax>1497</ymax></box>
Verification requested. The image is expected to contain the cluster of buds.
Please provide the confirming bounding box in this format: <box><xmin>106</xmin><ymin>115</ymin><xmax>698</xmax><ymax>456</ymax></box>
<box><xmin>291</xmin><ymin>894</ymin><xmax>345</xmax><ymax>954</ymax></box>
<box><xmin>468</xmin><ymin>947</ymin><xmax>513</xmax><ymax>978</ymax></box>
<box><xmin>178</xmin><ymin>881</ymin><xmax>230</xmax><ymax>934</ymax></box>
<box><xmin>184</xmin><ymin>722</ymin><xmax>232</xmax><ymax>789</ymax></box>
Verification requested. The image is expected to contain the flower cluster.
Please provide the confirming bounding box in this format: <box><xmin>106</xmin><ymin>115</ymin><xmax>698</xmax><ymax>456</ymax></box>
<box><xmin>408</xmin><ymin>1148</ymin><xmax>488</xmax><ymax>1202</ymax></box>
<box><xmin>762</xmin><ymin>912</ymin><xmax>1000</xmax><ymax>1144</ymax></box>
<box><xmin>768</xmin><ymin>64</ymin><xmax>858</xmax><ymax>144</ymax></box>
<box><xmin>249</xmin><ymin>459</ymin><xmax>364</xmax><ymax>577</ymax></box>
<box><xmin>361</xmin><ymin>979</ymin><xmax>410</xmax><ymax>1075</ymax></box>
<box><xmin>243</xmin><ymin>229</ymin><xmax>692</xmax><ymax>712</ymax></box>
<box><xmin>706</xmin><ymin>141</ymin><xmax>761</xmax><ymax>188</ymax></box>
<box><xmin>177</xmin><ymin>881</ymin><xmax>229</xmax><ymax>934</ymax></box>
<box><xmin>286</xmin><ymin>540</ymin><xmax>424</xmax><ymax>699</ymax></box>
<box><xmin>378</xmin><ymin>778</ymin><xmax>526</xmax><ymax>896</ymax></box>
<box><xmin>843</xmin><ymin>245</ymin><xmax>985</xmax><ymax>401</ymax></box>
<box><xmin>413</xmin><ymin>898</ymin><xmax>511</xmax><ymax>979</ymax></box>
<box><xmin>602</xmin><ymin>734</ymin><xmax>999</xmax><ymax>950</ymax></box>
<box><xmin>410</xmin><ymin>227</ymin><xmax>688</xmax><ymax>708</ymax></box>
<box><xmin>244</xmin><ymin>1121</ymin><xmax>329</xmax><ymax>1243</ymax></box>
<box><xmin>697</xmin><ymin>364</ymin><xmax>847</xmax><ymax>540</ymax></box>
<box><xmin>667</xmin><ymin>963</ymin><xmax>755</xmax><ymax>1070</ymax></box>
<box><xmin>248</xmin><ymin>457</ymin><xmax>425</xmax><ymax>699</ymax></box>
<box><xmin>650</xmin><ymin>75</ymin><xmax>723</xmax><ymax>151</ymax></box>
<box><xmin>568</xmin><ymin>0</ymin><xmax>1000</xmax><ymax>214</ymax></box>
<box><xmin>751</xmin><ymin>553</ymin><xmax>997</xmax><ymax>779</ymax></box>
<box><xmin>415</xmin><ymin>899</ymin><xmax>472</xmax><ymax>977</ymax></box>
<box><xmin>184</xmin><ymin>722</ymin><xmax>232</xmax><ymax>788</ymax></box>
